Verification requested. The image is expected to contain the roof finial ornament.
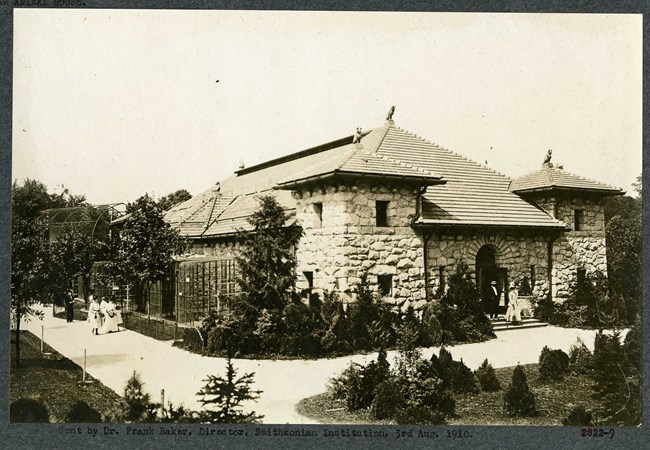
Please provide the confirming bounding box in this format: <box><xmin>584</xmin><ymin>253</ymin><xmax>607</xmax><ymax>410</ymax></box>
<box><xmin>352</xmin><ymin>127</ymin><xmax>363</xmax><ymax>145</ymax></box>
<box><xmin>238</xmin><ymin>159</ymin><xmax>245</xmax><ymax>170</ymax></box>
<box><xmin>543</xmin><ymin>149</ymin><xmax>553</xmax><ymax>168</ymax></box>
<box><xmin>386</xmin><ymin>105</ymin><xmax>395</xmax><ymax>122</ymax></box>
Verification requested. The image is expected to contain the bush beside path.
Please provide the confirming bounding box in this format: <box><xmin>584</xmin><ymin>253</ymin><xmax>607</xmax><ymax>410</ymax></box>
<box><xmin>23</xmin><ymin>305</ymin><xmax>619</xmax><ymax>424</ymax></box>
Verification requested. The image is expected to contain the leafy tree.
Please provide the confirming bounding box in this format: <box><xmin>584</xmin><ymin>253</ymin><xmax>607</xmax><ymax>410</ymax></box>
<box><xmin>235</xmin><ymin>195</ymin><xmax>303</xmax><ymax>315</ymax></box>
<box><xmin>197</xmin><ymin>358</ymin><xmax>263</xmax><ymax>423</ymax></box>
<box><xmin>592</xmin><ymin>331</ymin><xmax>641</xmax><ymax>425</ymax></box>
<box><xmin>42</xmin><ymin>225</ymin><xmax>102</xmax><ymax>305</ymax></box>
<box><xmin>604</xmin><ymin>178</ymin><xmax>642</xmax><ymax>323</ymax></box>
<box><xmin>103</xmin><ymin>194</ymin><xmax>185</xmax><ymax>310</ymax></box>
<box><xmin>157</xmin><ymin>189</ymin><xmax>192</xmax><ymax>211</ymax></box>
<box><xmin>11</xmin><ymin>179</ymin><xmax>80</xmax><ymax>368</ymax></box>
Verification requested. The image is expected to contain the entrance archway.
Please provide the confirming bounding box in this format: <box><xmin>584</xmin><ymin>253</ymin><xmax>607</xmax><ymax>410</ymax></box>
<box><xmin>476</xmin><ymin>245</ymin><xmax>497</xmax><ymax>306</ymax></box>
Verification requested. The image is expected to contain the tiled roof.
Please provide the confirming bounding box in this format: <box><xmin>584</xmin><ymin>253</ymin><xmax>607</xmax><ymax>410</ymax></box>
<box><xmin>275</xmin><ymin>127</ymin><xmax>442</xmax><ymax>187</ymax></box>
<box><xmin>374</xmin><ymin>126</ymin><xmax>568</xmax><ymax>229</ymax></box>
<box><xmin>509</xmin><ymin>166</ymin><xmax>624</xmax><ymax>195</ymax></box>
<box><xmin>169</xmin><ymin>121</ymin><xmax>622</xmax><ymax>237</ymax></box>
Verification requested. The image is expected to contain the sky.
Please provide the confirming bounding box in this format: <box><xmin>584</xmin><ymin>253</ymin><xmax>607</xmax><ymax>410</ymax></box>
<box><xmin>12</xmin><ymin>10</ymin><xmax>642</xmax><ymax>205</ymax></box>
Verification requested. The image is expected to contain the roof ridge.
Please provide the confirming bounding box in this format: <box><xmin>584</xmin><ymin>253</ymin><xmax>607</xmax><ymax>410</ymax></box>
<box><xmin>392</xmin><ymin>126</ymin><xmax>513</xmax><ymax>180</ymax></box>
<box><xmin>367</xmin><ymin>123</ymin><xmax>392</xmax><ymax>154</ymax></box>
<box><xmin>551</xmin><ymin>167</ymin><xmax>621</xmax><ymax>190</ymax></box>
<box><xmin>201</xmin><ymin>196</ymin><xmax>237</xmax><ymax>237</ymax></box>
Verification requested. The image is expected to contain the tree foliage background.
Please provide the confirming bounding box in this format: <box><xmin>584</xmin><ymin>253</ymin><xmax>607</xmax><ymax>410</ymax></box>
<box><xmin>157</xmin><ymin>189</ymin><xmax>192</xmax><ymax>211</ymax></box>
<box><xmin>604</xmin><ymin>174</ymin><xmax>642</xmax><ymax>322</ymax></box>
<box><xmin>102</xmin><ymin>194</ymin><xmax>186</xmax><ymax>304</ymax></box>
<box><xmin>11</xmin><ymin>179</ymin><xmax>90</xmax><ymax>367</ymax></box>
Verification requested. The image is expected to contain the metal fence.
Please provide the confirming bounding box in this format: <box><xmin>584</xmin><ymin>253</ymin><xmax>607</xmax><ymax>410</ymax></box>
<box><xmin>175</xmin><ymin>258</ymin><xmax>239</xmax><ymax>326</ymax></box>
<box><xmin>87</xmin><ymin>257</ymin><xmax>241</xmax><ymax>326</ymax></box>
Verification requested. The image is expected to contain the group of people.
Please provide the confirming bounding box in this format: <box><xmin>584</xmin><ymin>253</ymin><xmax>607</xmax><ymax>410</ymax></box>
<box><xmin>87</xmin><ymin>294</ymin><xmax>123</xmax><ymax>335</ymax></box>
<box><xmin>487</xmin><ymin>280</ymin><xmax>523</xmax><ymax>324</ymax></box>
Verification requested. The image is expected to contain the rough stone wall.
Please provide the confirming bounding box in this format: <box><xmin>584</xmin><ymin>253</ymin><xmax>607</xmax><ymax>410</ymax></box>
<box><xmin>426</xmin><ymin>231</ymin><xmax>550</xmax><ymax>299</ymax></box>
<box><xmin>552</xmin><ymin>196</ymin><xmax>608</xmax><ymax>300</ymax></box>
<box><xmin>293</xmin><ymin>182</ymin><xmax>424</xmax><ymax>305</ymax></box>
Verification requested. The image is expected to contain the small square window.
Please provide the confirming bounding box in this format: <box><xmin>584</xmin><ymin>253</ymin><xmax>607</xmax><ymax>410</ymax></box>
<box><xmin>313</xmin><ymin>203</ymin><xmax>323</xmax><ymax>228</ymax></box>
<box><xmin>378</xmin><ymin>274</ymin><xmax>393</xmax><ymax>296</ymax></box>
<box><xmin>376</xmin><ymin>201</ymin><xmax>389</xmax><ymax>227</ymax></box>
<box><xmin>574</xmin><ymin>209</ymin><xmax>585</xmax><ymax>231</ymax></box>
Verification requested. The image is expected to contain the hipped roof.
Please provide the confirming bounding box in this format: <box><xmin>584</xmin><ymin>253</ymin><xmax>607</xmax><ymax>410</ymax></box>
<box><xmin>165</xmin><ymin>120</ymin><xmax>625</xmax><ymax>237</ymax></box>
<box><xmin>509</xmin><ymin>165</ymin><xmax>625</xmax><ymax>195</ymax></box>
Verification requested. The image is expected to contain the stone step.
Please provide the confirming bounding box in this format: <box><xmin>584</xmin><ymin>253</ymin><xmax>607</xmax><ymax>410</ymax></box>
<box><xmin>492</xmin><ymin>318</ymin><xmax>548</xmax><ymax>332</ymax></box>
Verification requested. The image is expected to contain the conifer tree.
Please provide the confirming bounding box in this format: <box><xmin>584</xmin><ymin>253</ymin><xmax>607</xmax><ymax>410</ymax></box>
<box><xmin>197</xmin><ymin>358</ymin><xmax>263</xmax><ymax>424</ymax></box>
<box><xmin>235</xmin><ymin>195</ymin><xmax>303</xmax><ymax>314</ymax></box>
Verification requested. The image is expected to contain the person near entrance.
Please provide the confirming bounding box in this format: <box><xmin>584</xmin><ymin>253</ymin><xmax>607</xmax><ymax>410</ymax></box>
<box><xmin>488</xmin><ymin>280</ymin><xmax>500</xmax><ymax>319</ymax></box>
<box><xmin>506</xmin><ymin>282</ymin><xmax>522</xmax><ymax>324</ymax></box>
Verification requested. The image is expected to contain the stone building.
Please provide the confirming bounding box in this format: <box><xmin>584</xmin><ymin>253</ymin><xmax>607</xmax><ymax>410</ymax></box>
<box><xmin>165</xmin><ymin>117</ymin><xmax>623</xmax><ymax>313</ymax></box>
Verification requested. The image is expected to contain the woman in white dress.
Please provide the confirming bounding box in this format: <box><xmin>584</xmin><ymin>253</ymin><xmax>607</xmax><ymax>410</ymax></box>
<box><xmin>102</xmin><ymin>299</ymin><xmax>119</xmax><ymax>333</ymax></box>
<box><xmin>87</xmin><ymin>298</ymin><xmax>102</xmax><ymax>335</ymax></box>
<box><xmin>505</xmin><ymin>282</ymin><xmax>522</xmax><ymax>324</ymax></box>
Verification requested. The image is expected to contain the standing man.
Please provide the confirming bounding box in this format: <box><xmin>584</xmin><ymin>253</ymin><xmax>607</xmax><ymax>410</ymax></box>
<box><xmin>65</xmin><ymin>289</ymin><xmax>75</xmax><ymax>323</ymax></box>
<box><xmin>488</xmin><ymin>280</ymin><xmax>500</xmax><ymax>319</ymax></box>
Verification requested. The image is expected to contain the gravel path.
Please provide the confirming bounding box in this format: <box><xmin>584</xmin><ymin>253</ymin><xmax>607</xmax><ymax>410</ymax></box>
<box><xmin>24</xmin><ymin>306</ymin><xmax>611</xmax><ymax>424</ymax></box>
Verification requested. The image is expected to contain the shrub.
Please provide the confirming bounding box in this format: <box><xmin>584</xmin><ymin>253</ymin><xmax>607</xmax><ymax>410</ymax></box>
<box><xmin>371</xmin><ymin>379</ymin><xmax>404</xmax><ymax>420</ymax></box>
<box><xmin>65</xmin><ymin>401</ymin><xmax>101</xmax><ymax>423</ymax></box>
<box><xmin>420</xmin><ymin>303</ymin><xmax>443</xmax><ymax>346</ymax></box>
<box><xmin>174</xmin><ymin>326</ymin><xmax>205</xmax><ymax>353</ymax></box>
<box><xmin>405</xmin><ymin>374</ymin><xmax>456</xmax><ymax>420</ymax></box>
<box><xmin>331</xmin><ymin>350</ymin><xmax>391</xmax><ymax>412</ymax></box>
<box><xmin>568</xmin><ymin>338</ymin><xmax>594</xmax><ymax>375</ymax></box>
<box><xmin>504</xmin><ymin>365</ymin><xmax>536</xmax><ymax>417</ymax></box>
<box><xmin>562</xmin><ymin>405</ymin><xmax>593</xmax><ymax>426</ymax></box>
<box><xmin>10</xmin><ymin>398</ymin><xmax>50</xmax><ymax>423</ymax></box>
<box><xmin>206</xmin><ymin>313</ymin><xmax>258</xmax><ymax>356</ymax></box>
<box><xmin>475</xmin><ymin>359</ymin><xmax>501</xmax><ymax>392</ymax></box>
<box><xmin>253</xmin><ymin>308</ymin><xmax>283</xmax><ymax>354</ymax></box>
<box><xmin>436</xmin><ymin>261</ymin><xmax>493</xmax><ymax>343</ymax></box>
<box><xmin>395</xmin><ymin>405</ymin><xmax>446</xmax><ymax>425</ymax></box>
<box><xmin>123</xmin><ymin>372</ymin><xmax>159</xmax><ymax>423</ymax></box>
<box><xmin>538</xmin><ymin>346</ymin><xmax>569</xmax><ymax>381</ymax></box>
<box><xmin>623</xmin><ymin>315</ymin><xmax>641</xmax><ymax>372</ymax></box>
<box><xmin>432</xmin><ymin>347</ymin><xmax>478</xmax><ymax>394</ymax></box>
<box><xmin>532</xmin><ymin>294</ymin><xmax>554</xmax><ymax>322</ymax></box>
<box><xmin>448</xmin><ymin>358</ymin><xmax>479</xmax><ymax>394</ymax></box>
<box><xmin>158</xmin><ymin>402</ymin><xmax>200</xmax><ymax>423</ymax></box>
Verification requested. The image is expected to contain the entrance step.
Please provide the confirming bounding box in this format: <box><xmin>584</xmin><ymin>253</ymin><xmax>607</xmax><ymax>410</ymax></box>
<box><xmin>490</xmin><ymin>317</ymin><xmax>548</xmax><ymax>332</ymax></box>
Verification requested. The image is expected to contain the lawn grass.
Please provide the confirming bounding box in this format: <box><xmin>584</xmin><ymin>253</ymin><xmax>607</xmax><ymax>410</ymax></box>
<box><xmin>297</xmin><ymin>364</ymin><xmax>599</xmax><ymax>426</ymax></box>
<box><xmin>10</xmin><ymin>330</ymin><xmax>123</xmax><ymax>423</ymax></box>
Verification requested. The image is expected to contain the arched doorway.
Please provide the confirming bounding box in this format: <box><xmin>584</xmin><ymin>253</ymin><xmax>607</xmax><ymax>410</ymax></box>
<box><xmin>475</xmin><ymin>244</ymin><xmax>509</xmax><ymax>314</ymax></box>
<box><xmin>476</xmin><ymin>245</ymin><xmax>498</xmax><ymax>310</ymax></box>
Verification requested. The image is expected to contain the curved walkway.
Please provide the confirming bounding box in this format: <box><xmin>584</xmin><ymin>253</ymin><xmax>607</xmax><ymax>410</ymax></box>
<box><xmin>24</xmin><ymin>307</ymin><xmax>611</xmax><ymax>424</ymax></box>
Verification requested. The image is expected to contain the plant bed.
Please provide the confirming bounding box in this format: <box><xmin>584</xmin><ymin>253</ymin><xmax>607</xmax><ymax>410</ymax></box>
<box><xmin>10</xmin><ymin>330</ymin><xmax>122</xmax><ymax>422</ymax></box>
<box><xmin>297</xmin><ymin>364</ymin><xmax>599</xmax><ymax>426</ymax></box>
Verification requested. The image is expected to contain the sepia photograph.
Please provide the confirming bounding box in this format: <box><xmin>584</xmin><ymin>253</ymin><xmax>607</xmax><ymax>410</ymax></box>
<box><xmin>7</xmin><ymin>7</ymin><xmax>644</xmax><ymax>447</ymax></box>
